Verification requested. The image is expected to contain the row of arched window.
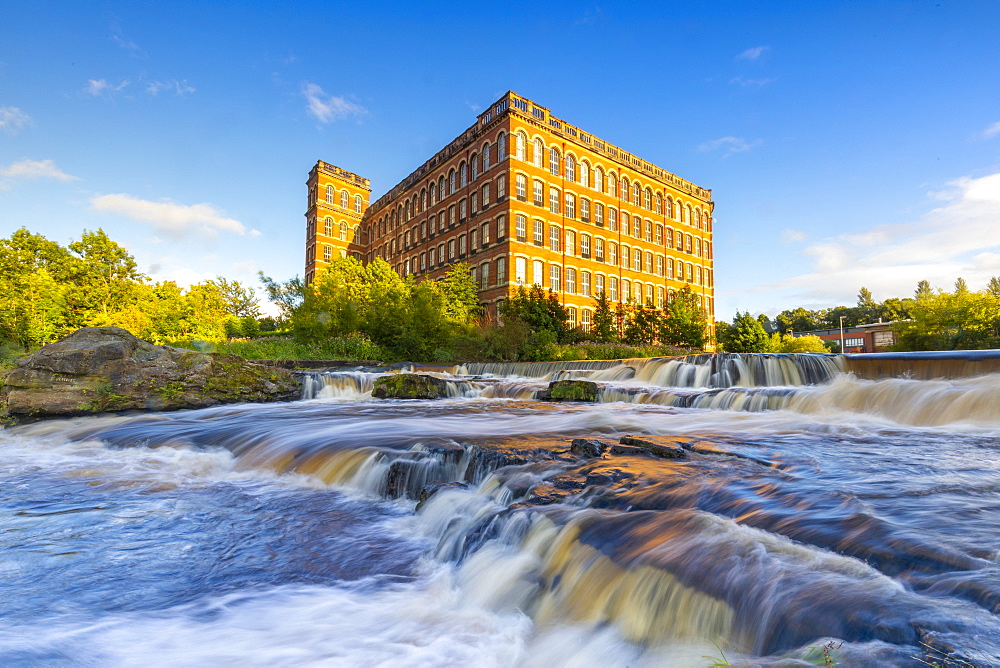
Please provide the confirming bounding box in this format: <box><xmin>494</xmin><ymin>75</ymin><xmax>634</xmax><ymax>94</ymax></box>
<box><xmin>323</xmin><ymin>184</ymin><xmax>364</xmax><ymax>213</ymax></box>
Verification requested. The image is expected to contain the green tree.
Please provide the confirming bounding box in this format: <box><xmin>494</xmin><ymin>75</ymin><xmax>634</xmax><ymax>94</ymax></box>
<box><xmin>437</xmin><ymin>262</ymin><xmax>480</xmax><ymax>323</ymax></box>
<box><xmin>67</xmin><ymin>228</ymin><xmax>146</xmax><ymax>324</ymax></box>
<box><xmin>988</xmin><ymin>276</ymin><xmax>1000</xmax><ymax>297</ymax></box>
<box><xmin>659</xmin><ymin>286</ymin><xmax>708</xmax><ymax>349</ymax></box>
<box><xmin>915</xmin><ymin>280</ymin><xmax>933</xmax><ymax>300</ymax></box>
<box><xmin>723</xmin><ymin>311</ymin><xmax>771</xmax><ymax>352</ymax></box>
<box><xmin>590</xmin><ymin>290</ymin><xmax>617</xmax><ymax>343</ymax></box>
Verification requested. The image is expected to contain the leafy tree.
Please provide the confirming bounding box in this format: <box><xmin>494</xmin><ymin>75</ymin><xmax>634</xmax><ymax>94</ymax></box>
<box><xmin>660</xmin><ymin>286</ymin><xmax>708</xmax><ymax>349</ymax></box>
<box><xmin>955</xmin><ymin>277</ymin><xmax>969</xmax><ymax>295</ymax></box>
<box><xmin>259</xmin><ymin>272</ymin><xmax>305</xmax><ymax>320</ymax></box>
<box><xmin>67</xmin><ymin>228</ymin><xmax>145</xmax><ymax>323</ymax></box>
<box><xmin>437</xmin><ymin>262</ymin><xmax>480</xmax><ymax>323</ymax></box>
<box><xmin>988</xmin><ymin>276</ymin><xmax>1000</xmax><ymax>297</ymax></box>
<box><xmin>776</xmin><ymin>307</ymin><xmax>823</xmax><ymax>334</ymax></box>
<box><xmin>915</xmin><ymin>280</ymin><xmax>933</xmax><ymax>300</ymax></box>
<box><xmin>590</xmin><ymin>291</ymin><xmax>617</xmax><ymax>343</ymax></box>
<box><xmin>500</xmin><ymin>286</ymin><xmax>569</xmax><ymax>341</ymax></box>
<box><xmin>723</xmin><ymin>311</ymin><xmax>771</xmax><ymax>352</ymax></box>
<box><xmin>622</xmin><ymin>301</ymin><xmax>659</xmax><ymax>345</ymax></box>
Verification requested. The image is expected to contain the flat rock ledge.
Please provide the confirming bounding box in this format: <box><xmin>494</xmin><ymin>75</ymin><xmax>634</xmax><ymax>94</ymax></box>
<box><xmin>1</xmin><ymin>327</ymin><xmax>300</xmax><ymax>421</ymax></box>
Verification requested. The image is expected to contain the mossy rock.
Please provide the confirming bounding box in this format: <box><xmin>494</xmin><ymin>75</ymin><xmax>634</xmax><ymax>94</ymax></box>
<box><xmin>372</xmin><ymin>373</ymin><xmax>449</xmax><ymax>400</ymax></box>
<box><xmin>546</xmin><ymin>379</ymin><xmax>599</xmax><ymax>402</ymax></box>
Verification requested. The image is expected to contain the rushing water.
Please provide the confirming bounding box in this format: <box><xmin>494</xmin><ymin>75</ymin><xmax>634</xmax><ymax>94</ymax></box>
<box><xmin>2</xmin><ymin>354</ymin><xmax>1000</xmax><ymax>667</ymax></box>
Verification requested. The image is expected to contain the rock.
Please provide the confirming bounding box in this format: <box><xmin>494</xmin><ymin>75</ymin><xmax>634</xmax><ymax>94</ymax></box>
<box><xmin>618</xmin><ymin>435</ymin><xmax>687</xmax><ymax>459</ymax></box>
<box><xmin>1</xmin><ymin>327</ymin><xmax>299</xmax><ymax>419</ymax></box>
<box><xmin>372</xmin><ymin>373</ymin><xmax>449</xmax><ymax>399</ymax></box>
<box><xmin>609</xmin><ymin>444</ymin><xmax>648</xmax><ymax>456</ymax></box>
<box><xmin>570</xmin><ymin>438</ymin><xmax>610</xmax><ymax>458</ymax></box>
<box><xmin>542</xmin><ymin>379</ymin><xmax>599</xmax><ymax>402</ymax></box>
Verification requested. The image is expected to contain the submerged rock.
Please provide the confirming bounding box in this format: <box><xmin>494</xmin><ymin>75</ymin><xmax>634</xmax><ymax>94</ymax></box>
<box><xmin>571</xmin><ymin>438</ymin><xmax>611</xmax><ymax>458</ymax></box>
<box><xmin>542</xmin><ymin>379</ymin><xmax>599</xmax><ymax>402</ymax></box>
<box><xmin>1</xmin><ymin>327</ymin><xmax>299</xmax><ymax>419</ymax></box>
<box><xmin>618</xmin><ymin>435</ymin><xmax>688</xmax><ymax>459</ymax></box>
<box><xmin>372</xmin><ymin>373</ymin><xmax>448</xmax><ymax>399</ymax></box>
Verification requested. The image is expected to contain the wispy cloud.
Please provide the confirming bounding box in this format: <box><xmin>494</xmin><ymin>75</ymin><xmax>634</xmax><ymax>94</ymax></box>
<box><xmin>0</xmin><ymin>159</ymin><xmax>79</xmax><ymax>189</ymax></box>
<box><xmin>573</xmin><ymin>5</ymin><xmax>605</xmax><ymax>26</ymax></box>
<box><xmin>736</xmin><ymin>46</ymin><xmax>770</xmax><ymax>61</ymax></box>
<box><xmin>729</xmin><ymin>76</ymin><xmax>775</xmax><ymax>88</ymax></box>
<box><xmin>0</xmin><ymin>106</ymin><xmax>32</xmax><ymax>133</ymax></box>
<box><xmin>90</xmin><ymin>194</ymin><xmax>260</xmax><ymax>240</ymax></box>
<box><xmin>109</xmin><ymin>21</ymin><xmax>142</xmax><ymax>55</ymax></box>
<box><xmin>85</xmin><ymin>78</ymin><xmax>129</xmax><ymax>96</ymax></box>
<box><xmin>698</xmin><ymin>136</ymin><xmax>762</xmax><ymax>156</ymax></box>
<box><xmin>303</xmin><ymin>83</ymin><xmax>366</xmax><ymax>123</ymax></box>
<box><xmin>739</xmin><ymin>171</ymin><xmax>1000</xmax><ymax>304</ymax></box>
<box><xmin>982</xmin><ymin>121</ymin><xmax>1000</xmax><ymax>139</ymax></box>
<box><xmin>781</xmin><ymin>229</ymin><xmax>806</xmax><ymax>243</ymax></box>
<box><xmin>146</xmin><ymin>79</ymin><xmax>196</xmax><ymax>96</ymax></box>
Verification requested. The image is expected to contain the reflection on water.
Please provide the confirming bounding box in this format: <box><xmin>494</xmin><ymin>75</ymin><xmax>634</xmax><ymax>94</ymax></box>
<box><xmin>2</xmin><ymin>356</ymin><xmax>1000</xmax><ymax>666</ymax></box>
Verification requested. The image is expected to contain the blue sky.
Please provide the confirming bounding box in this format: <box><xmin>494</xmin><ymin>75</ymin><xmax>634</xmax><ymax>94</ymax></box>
<box><xmin>2</xmin><ymin>1</ymin><xmax>999</xmax><ymax>321</ymax></box>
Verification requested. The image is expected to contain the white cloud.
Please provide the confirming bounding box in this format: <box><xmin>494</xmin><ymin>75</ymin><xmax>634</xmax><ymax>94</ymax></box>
<box><xmin>146</xmin><ymin>80</ymin><xmax>196</xmax><ymax>96</ymax></box>
<box><xmin>736</xmin><ymin>46</ymin><xmax>770</xmax><ymax>61</ymax></box>
<box><xmin>89</xmin><ymin>194</ymin><xmax>259</xmax><ymax>239</ymax></box>
<box><xmin>739</xmin><ymin>171</ymin><xmax>1000</xmax><ymax>304</ymax></box>
<box><xmin>982</xmin><ymin>121</ymin><xmax>1000</xmax><ymax>139</ymax></box>
<box><xmin>729</xmin><ymin>76</ymin><xmax>775</xmax><ymax>88</ymax></box>
<box><xmin>303</xmin><ymin>83</ymin><xmax>366</xmax><ymax>123</ymax></box>
<box><xmin>0</xmin><ymin>159</ymin><xmax>79</xmax><ymax>189</ymax></box>
<box><xmin>781</xmin><ymin>229</ymin><xmax>806</xmax><ymax>243</ymax></box>
<box><xmin>0</xmin><ymin>106</ymin><xmax>32</xmax><ymax>133</ymax></box>
<box><xmin>698</xmin><ymin>136</ymin><xmax>762</xmax><ymax>155</ymax></box>
<box><xmin>85</xmin><ymin>78</ymin><xmax>129</xmax><ymax>96</ymax></box>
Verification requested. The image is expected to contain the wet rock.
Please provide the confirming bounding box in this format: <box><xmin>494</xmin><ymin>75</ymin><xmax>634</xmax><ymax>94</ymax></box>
<box><xmin>1</xmin><ymin>327</ymin><xmax>298</xmax><ymax>419</ymax></box>
<box><xmin>570</xmin><ymin>438</ymin><xmax>610</xmax><ymax>458</ymax></box>
<box><xmin>372</xmin><ymin>373</ymin><xmax>448</xmax><ymax>400</ymax></box>
<box><xmin>541</xmin><ymin>379</ymin><xmax>599</xmax><ymax>402</ymax></box>
<box><xmin>618</xmin><ymin>435</ymin><xmax>687</xmax><ymax>459</ymax></box>
<box><xmin>416</xmin><ymin>481</ymin><xmax>469</xmax><ymax>510</ymax></box>
<box><xmin>609</xmin><ymin>444</ymin><xmax>648</xmax><ymax>456</ymax></box>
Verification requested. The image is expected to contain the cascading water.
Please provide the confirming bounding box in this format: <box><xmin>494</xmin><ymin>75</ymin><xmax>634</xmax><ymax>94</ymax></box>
<box><xmin>3</xmin><ymin>351</ymin><xmax>1000</xmax><ymax>666</ymax></box>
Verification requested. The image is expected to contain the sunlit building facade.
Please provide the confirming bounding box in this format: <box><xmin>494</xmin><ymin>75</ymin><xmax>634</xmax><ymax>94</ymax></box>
<box><xmin>306</xmin><ymin>91</ymin><xmax>715</xmax><ymax>330</ymax></box>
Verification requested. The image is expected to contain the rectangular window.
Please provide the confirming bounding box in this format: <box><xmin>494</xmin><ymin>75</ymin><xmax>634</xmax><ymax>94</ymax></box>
<box><xmin>621</xmin><ymin>213</ymin><xmax>630</xmax><ymax>236</ymax></box>
<box><xmin>645</xmin><ymin>220</ymin><xmax>653</xmax><ymax>242</ymax></box>
<box><xmin>448</xmin><ymin>239</ymin><xmax>455</xmax><ymax>260</ymax></box>
<box><xmin>482</xmin><ymin>222</ymin><xmax>490</xmax><ymax>245</ymax></box>
<box><xmin>609</xmin><ymin>276</ymin><xmax>619</xmax><ymax>301</ymax></box>
<box><xmin>594</xmin><ymin>202</ymin><xmax>604</xmax><ymax>226</ymax></box>
<box><xmin>667</xmin><ymin>258</ymin><xmax>674</xmax><ymax>279</ymax></box>
<box><xmin>449</xmin><ymin>205</ymin><xmax>456</xmax><ymax>226</ymax></box>
<box><xmin>323</xmin><ymin>245</ymin><xmax>332</xmax><ymax>261</ymax></box>
<box><xmin>656</xmin><ymin>255</ymin><xmax>664</xmax><ymax>276</ymax></box>
<box><xmin>657</xmin><ymin>287</ymin><xmax>665</xmax><ymax>308</ymax></box>
<box><xmin>534</xmin><ymin>219</ymin><xmax>544</xmax><ymax>245</ymax></box>
<box><xmin>516</xmin><ymin>175</ymin><xmax>527</xmax><ymax>200</ymax></box>
<box><xmin>471</xmin><ymin>191</ymin><xmax>478</xmax><ymax>212</ymax></box>
<box><xmin>567</xmin><ymin>307</ymin><xmax>577</xmax><ymax>328</ymax></box>
<box><xmin>581</xmin><ymin>271</ymin><xmax>591</xmax><ymax>296</ymax></box>
<box><xmin>622</xmin><ymin>279</ymin><xmax>631</xmax><ymax>302</ymax></box>
<box><xmin>549</xmin><ymin>188</ymin><xmax>561</xmax><ymax>214</ymax></box>
<box><xmin>595</xmin><ymin>237</ymin><xmax>605</xmax><ymax>261</ymax></box>
<box><xmin>420</xmin><ymin>252</ymin><xmax>427</xmax><ymax>272</ymax></box>
<box><xmin>634</xmin><ymin>250</ymin><xmax>642</xmax><ymax>272</ymax></box>
<box><xmin>580</xmin><ymin>198</ymin><xmax>590</xmax><ymax>222</ymax></box>
<box><xmin>621</xmin><ymin>246</ymin><xmax>629</xmax><ymax>268</ymax></box>
<box><xmin>595</xmin><ymin>273</ymin><xmax>605</xmax><ymax>297</ymax></box>
<box><xmin>565</xmin><ymin>193</ymin><xmax>576</xmax><ymax>218</ymax></box>
<box><xmin>496</xmin><ymin>175</ymin><xmax>506</xmax><ymax>199</ymax></box>
<box><xmin>459</xmin><ymin>234</ymin><xmax>467</xmax><ymax>256</ymax></box>
<box><xmin>646</xmin><ymin>284</ymin><xmax>654</xmax><ymax>305</ymax></box>
<box><xmin>497</xmin><ymin>258</ymin><xmax>507</xmax><ymax>284</ymax></box>
<box><xmin>533</xmin><ymin>259</ymin><xmax>544</xmax><ymax>287</ymax></box>
<box><xmin>549</xmin><ymin>226</ymin><xmax>561</xmax><ymax>252</ymax></box>
<box><xmin>459</xmin><ymin>199</ymin><xmax>467</xmax><ymax>221</ymax></box>
<box><xmin>497</xmin><ymin>215</ymin><xmax>506</xmax><ymax>239</ymax></box>
<box><xmin>608</xmin><ymin>208</ymin><xmax>618</xmax><ymax>231</ymax></box>
<box><xmin>482</xmin><ymin>184</ymin><xmax>490</xmax><ymax>207</ymax></box>
<box><xmin>566</xmin><ymin>268</ymin><xmax>576</xmax><ymax>294</ymax></box>
<box><xmin>580</xmin><ymin>234</ymin><xmax>591</xmax><ymax>256</ymax></box>
<box><xmin>844</xmin><ymin>337</ymin><xmax>865</xmax><ymax>348</ymax></box>
<box><xmin>515</xmin><ymin>214</ymin><xmax>526</xmax><ymax>242</ymax></box>
<box><xmin>533</xmin><ymin>180</ymin><xmax>544</xmax><ymax>207</ymax></box>
<box><xmin>655</xmin><ymin>225</ymin><xmax>663</xmax><ymax>245</ymax></box>
<box><xmin>581</xmin><ymin>309</ymin><xmax>591</xmax><ymax>331</ymax></box>
<box><xmin>549</xmin><ymin>265</ymin><xmax>561</xmax><ymax>292</ymax></box>
<box><xmin>429</xmin><ymin>248</ymin><xmax>437</xmax><ymax>265</ymax></box>
<box><xmin>480</xmin><ymin>263</ymin><xmax>490</xmax><ymax>289</ymax></box>
<box><xmin>515</xmin><ymin>257</ymin><xmax>526</xmax><ymax>285</ymax></box>
<box><xmin>608</xmin><ymin>242</ymin><xmax>617</xmax><ymax>265</ymax></box>
<box><xmin>565</xmin><ymin>230</ymin><xmax>575</xmax><ymax>255</ymax></box>
<box><xmin>645</xmin><ymin>252</ymin><xmax>653</xmax><ymax>274</ymax></box>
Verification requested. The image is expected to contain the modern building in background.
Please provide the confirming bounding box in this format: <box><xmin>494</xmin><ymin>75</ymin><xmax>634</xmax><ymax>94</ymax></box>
<box><xmin>305</xmin><ymin>91</ymin><xmax>715</xmax><ymax>331</ymax></box>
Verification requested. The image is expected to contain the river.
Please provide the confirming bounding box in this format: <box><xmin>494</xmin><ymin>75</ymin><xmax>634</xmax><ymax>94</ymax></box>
<box><xmin>1</xmin><ymin>353</ymin><xmax>998</xmax><ymax>667</ymax></box>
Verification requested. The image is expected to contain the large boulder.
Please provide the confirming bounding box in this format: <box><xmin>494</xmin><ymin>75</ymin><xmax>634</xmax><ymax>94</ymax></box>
<box><xmin>1</xmin><ymin>327</ymin><xmax>300</xmax><ymax>419</ymax></box>
<box><xmin>372</xmin><ymin>373</ymin><xmax>449</xmax><ymax>399</ymax></box>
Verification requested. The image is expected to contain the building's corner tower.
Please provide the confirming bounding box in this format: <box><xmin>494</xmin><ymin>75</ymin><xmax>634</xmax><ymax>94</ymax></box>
<box><xmin>305</xmin><ymin>161</ymin><xmax>371</xmax><ymax>284</ymax></box>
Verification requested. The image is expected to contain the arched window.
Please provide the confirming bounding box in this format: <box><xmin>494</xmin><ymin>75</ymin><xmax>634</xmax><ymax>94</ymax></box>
<box><xmin>580</xmin><ymin>161</ymin><xmax>590</xmax><ymax>188</ymax></box>
<box><xmin>448</xmin><ymin>169</ymin><xmax>456</xmax><ymax>195</ymax></box>
<box><xmin>471</xmin><ymin>153</ymin><xmax>479</xmax><ymax>180</ymax></box>
<box><xmin>340</xmin><ymin>190</ymin><xmax>349</xmax><ymax>208</ymax></box>
<box><xmin>516</xmin><ymin>131</ymin><xmax>528</xmax><ymax>161</ymax></box>
<box><xmin>609</xmin><ymin>172</ymin><xmax>618</xmax><ymax>198</ymax></box>
<box><xmin>594</xmin><ymin>167</ymin><xmax>604</xmax><ymax>192</ymax></box>
<box><xmin>644</xmin><ymin>188</ymin><xmax>652</xmax><ymax>210</ymax></box>
<box><xmin>324</xmin><ymin>217</ymin><xmax>333</xmax><ymax>236</ymax></box>
<box><xmin>459</xmin><ymin>162</ymin><xmax>467</xmax><ymax>188</ymax></box>
<box><xmin>685</xmin><ymin>204</ymin><xmax>692</xmax><ymax>223</ymax></box>
<box><xmin>621</xmin><ymin>177</ymin><xmax>630</xmax><ymax>201</ymax></box>
<box><xmin>533</xmin><ymin>138</ymin><xmax>544</xmax><ymax>167</ymax></box>
<box><xmin>665</xmin><ymin>197</ymin><xmax>673</xmax><ymax>218</ymax></box>
<box><xmin>694</xmin><ymin>209</ymin><xmax>701</xmax><ymax>229</ymax></box>
<box><xmin>566</xmin><ymin>154</ymin><xmax>576</xmax><ymax>182</ymax></box>
<box><xmin>354</xmin><ymin>195</ymin><xmax>362</xmax><ymax>213</ymax></box>
<box><xmin>497</xmin><ymin>132</ymin><xmax>506</xmax><ymax>160</ymax></box>
<box><xmin>549</xmin><ymin>147</ymin><xmax>560</xmax><ymax>176</ymax></box>
<box><xmin>340</xmin><ymin>222</ymin><xmax>348</xmax><ymax>241</ymax></box>
<box><xmin>438</xmin><ymin>176</ymin><xmax>446</xmax><ymax>199</ymax></box>
<box><xmin>429</xmin><ymin>182</ymin><xmax>437</xmax><ymax>205</ymax></box>
<box><xmin>655</xmin><ymin>193</ymin><xmax>663</xmax><ymax>214</ymax></box>
<box><xmin>325</xmin><ymin>185</ymin><xmax>334</xmax><ymax>203</ymax></box>
<box><xmin>633</xmin><ymin>183</ymin><xmax>641</xmax><ymax>206</ymax></box>
<box><xmin>482</xmin><ymin>142</ymin><xmax>491</xmax><ymax>170</ymax></box>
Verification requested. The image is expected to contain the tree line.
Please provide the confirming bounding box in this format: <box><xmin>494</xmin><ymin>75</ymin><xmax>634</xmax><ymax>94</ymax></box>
<box><xmin>717</xmin><ymin>279</ymin><xmax>1000</xmax><ymax>352</ymax></box>
<box><xmin>0</xmin><ymin>228</ymin><xmax>262</xmax><ymax>349</ymax></box>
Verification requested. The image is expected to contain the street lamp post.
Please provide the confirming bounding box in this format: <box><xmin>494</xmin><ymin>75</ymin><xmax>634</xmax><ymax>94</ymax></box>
<box><xmin>839</xmin><ymin>316</ymin><xmax>846</xmax><ymax>353</ymax></box>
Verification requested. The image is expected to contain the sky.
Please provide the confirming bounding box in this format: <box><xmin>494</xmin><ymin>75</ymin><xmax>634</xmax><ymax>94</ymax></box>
<box><xmin>2</xmin><ymin>1</ymin><xmax>999</xmax><ymax>321</ymax></box>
